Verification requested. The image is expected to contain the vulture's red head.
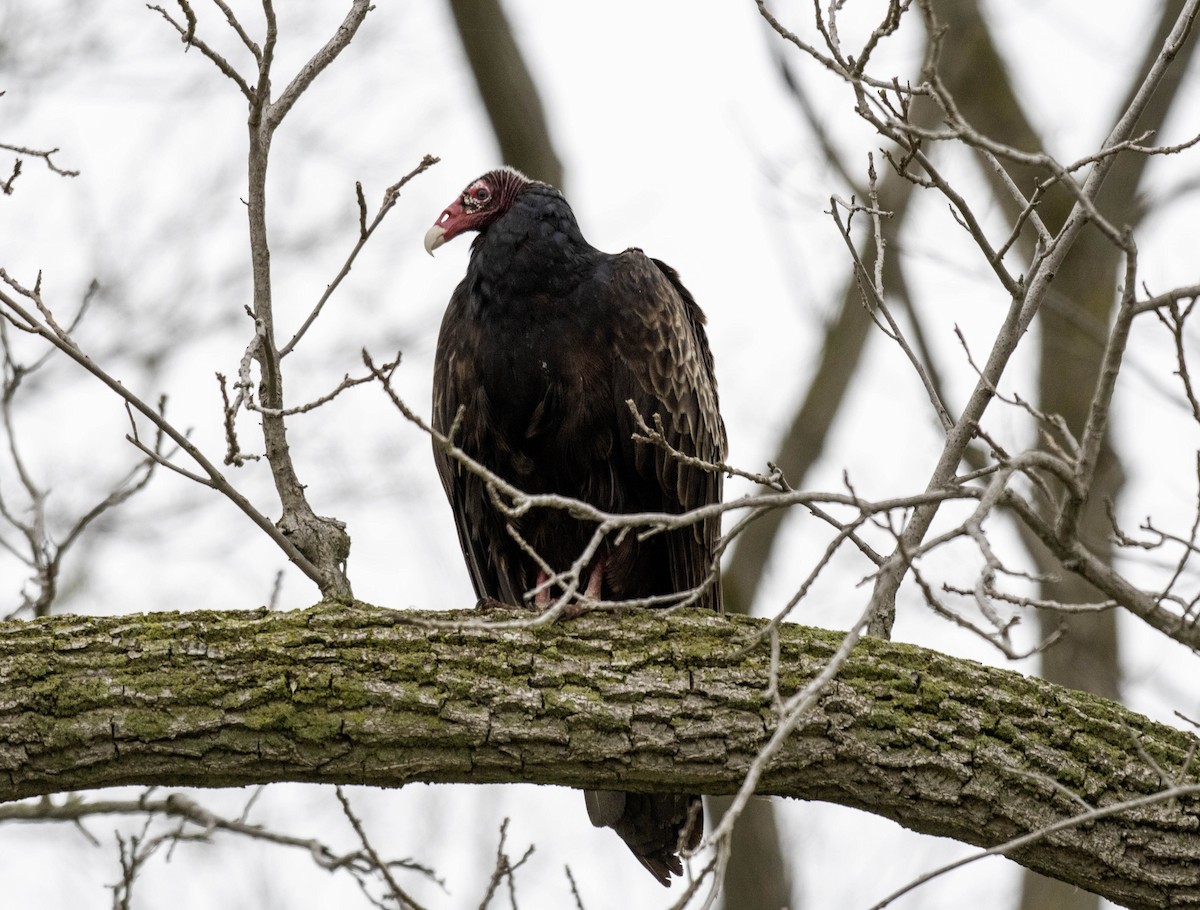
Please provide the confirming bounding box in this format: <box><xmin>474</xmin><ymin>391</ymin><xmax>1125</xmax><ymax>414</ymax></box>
<box><xmin>424</xmin><ymin>167</ymin><xmax>532</xmax><ymax>255</ymax></box>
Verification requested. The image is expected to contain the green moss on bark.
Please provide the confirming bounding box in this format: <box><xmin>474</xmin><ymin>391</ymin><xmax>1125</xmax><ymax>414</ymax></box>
<box><xmin>0</xmin><ymin>604</ymin><xmax>1198</xmax><ymax>908</ymax></box>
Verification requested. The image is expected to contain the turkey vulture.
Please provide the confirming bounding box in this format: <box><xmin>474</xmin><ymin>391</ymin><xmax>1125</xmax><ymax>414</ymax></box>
<box><xmin>425</xmin><ymin>167</ymin><xmax>726</xmax><ymax>886</ymax></box>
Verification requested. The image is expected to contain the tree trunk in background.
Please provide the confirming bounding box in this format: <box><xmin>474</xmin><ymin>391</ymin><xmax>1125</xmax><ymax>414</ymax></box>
<box><xmin>918</xmin><ymin>13</ymin><xmax>1110</xmax><ymax>908</ymax></box>
<box><xmin>736</xmin><ymin>3</ymin><xmax>1195</xmax><ymax>906</ymax></box>
<box><xmin>919</xmin><ymin>2</ymin><xmax>1196</xmax><ymax>908</ymax></box>
<box><xmin>709</xmin><ymin>795</ymin><xmax>793</xmax><ymax>910</ymax></box>
<box><xmin>714</xmin><ymin>103</ymin><xmax>929</xmax><ymax>910</ymax></box>
<box><xmin>1022</xmin><ymin>197</ymin><xmax>1125</xmax><ymax>910</ymax></box>
<box><xmin>1024</xmin><ymin>2</ymin><xmax>1194</xmax><ymax>904</ymax></box>
<box><xmin>445</xmin><ymin>0</ymin><xmax>564</xmax><ymax>188</ymax></box>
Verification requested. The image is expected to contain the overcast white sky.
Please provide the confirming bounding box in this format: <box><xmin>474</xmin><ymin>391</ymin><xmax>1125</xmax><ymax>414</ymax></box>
<box><xmin>2</xmin><ymin>1</ymin><xmax>1198</xmax><ymax>907</ymax></box>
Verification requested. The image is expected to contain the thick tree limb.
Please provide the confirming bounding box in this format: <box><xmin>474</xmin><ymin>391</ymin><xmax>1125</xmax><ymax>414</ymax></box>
<box><xmin>1</xmin><ymin>604</ymin><xmax>1198</xmax><ymax>908</ymax></box>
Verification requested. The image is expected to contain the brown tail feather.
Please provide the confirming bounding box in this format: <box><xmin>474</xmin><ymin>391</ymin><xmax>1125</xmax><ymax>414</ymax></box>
<box><xmin>585</xmin><ymin>790</ymin><xmax>703</xmax><ymax>886</ymax></box>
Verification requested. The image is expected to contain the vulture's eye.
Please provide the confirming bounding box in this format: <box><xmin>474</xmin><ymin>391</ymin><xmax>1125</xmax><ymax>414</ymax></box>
<box><xmin>476</xmin><ymin>186</ymin><xmax>491</xmax><ymax>202</ymax></box>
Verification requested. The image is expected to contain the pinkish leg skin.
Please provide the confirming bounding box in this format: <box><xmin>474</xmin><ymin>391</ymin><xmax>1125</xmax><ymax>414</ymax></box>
<box><xmin>534</xmin><ymin>569</ymin><xmax>551</xmax><ymax>609</ymax></box>
<box><xmin>584</xmin><ymin>561</ymin><xmax>605</xmax><ymax>600</ymax></box>
<box><xmin>562</xmin><ymin>560</ymin><xmax>606</xmax><ymax>620</ymax></box>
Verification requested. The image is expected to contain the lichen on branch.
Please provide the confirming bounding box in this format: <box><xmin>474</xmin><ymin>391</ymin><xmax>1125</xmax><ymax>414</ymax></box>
<box><xmin>0</xmin><ymin>604</ymin><xmax>1197</xmax><ymax>908</ymax></box>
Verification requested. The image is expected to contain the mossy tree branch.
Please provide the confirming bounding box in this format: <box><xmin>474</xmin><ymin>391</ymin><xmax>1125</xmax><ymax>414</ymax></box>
<box><xmin>1</xmin><ymin>604</ymin><xmax>1198</xmax><ymax>909</ymax></box>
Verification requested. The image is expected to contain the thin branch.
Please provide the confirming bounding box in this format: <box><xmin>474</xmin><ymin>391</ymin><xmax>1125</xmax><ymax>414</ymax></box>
<box><xmin>0</xmin><ymin>142</ymin><xmax>80</xmax><ymax>184</ymax></box>
<box><xmin>475</xmin><ymin>818</ymin><xmax>535</xmax><ymax>910</ymax></box>
<box><xmin>147</xmin><ymin>1</ymin><xmax>255</xmax><ymax>101</ymax></box>
<box><xmin>564</xmin><ymin>866</ymin><xmax>587</xmax><ymax>910</ymax></box>
<box><xmin>754</xmin><ymin>0</ymin><xmax>930</xmax><ymax>93</ymax></box>
<box><xmin>1133</xmin><ymin>283</ymin><xmax>1200</xmax><ymax>317</ymax></box>
<box><xmin>1056</xmin><ymin>230</ymin><xmax>1138</xmax><ymax>540</ymax></box>
<box><xmin>279</xmin><ymin>154</ymin><xmax>439</xmax><ymax>358</ymax></box>
<box><xmin>828</xmin><ymin>193</ymin><xmax>954</xmax><ymax>432</ymax></box>
<box><xmin>210</xmin><ymin>0</ymin><xmax>262</xmax><ymax>62</ymax></box>
<box><xmin>627</xmin><ymin>405</ymin><xmax>789</xmax><ymax>492</ymax></box>
<box><xmin>216</xmin><ymin>372</ymin><xmax>258</xmax><ymax>466</ymax></box>
<box><xmin>0</xmin><ymin>281</ymin><xmax>324</xmax><ymax>587</ymax></box>
<box><xmin>1153</xmin><ymin>292</ymin><xmax>1200</xmax><ymax>420</ymax></box>
<box><xmin>266</xmin><ymin>0</ymin><xmax>374</xmax><ymax>129</ymax></box>
<box><xmin>246</xmin><ymin>356</ymin><xmax>402</xmax><ymax>418</ymax></box>
<box><xmin>335</xmin><ymin>787</ymin><xmax>432</xmax><ymax>910</ymax></box>
<box><xmin>863</xmin><ymin>0</ymin><xmax>1200</xmax><ymax>633</ymax></box>
<box><xmin>1004</xmin><ymin>490</ymin><xmax>1200</xmax><ymax>649</ymax></box>
<box><xmin>10</xmin><ymin>790</ymin><xmax>442</xmax><ymax>907</ymax></box>
<box><xmin>0</xmin><ymin>295</ymin><xmax>163</xmax><ymax>617</ymax></box>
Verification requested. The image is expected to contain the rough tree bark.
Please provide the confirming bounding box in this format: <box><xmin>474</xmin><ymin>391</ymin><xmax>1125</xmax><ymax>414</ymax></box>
<box><xmin>2</xmin><ymin>604</ymin><xmax>1198</xmax><ymax>909</ymax></box>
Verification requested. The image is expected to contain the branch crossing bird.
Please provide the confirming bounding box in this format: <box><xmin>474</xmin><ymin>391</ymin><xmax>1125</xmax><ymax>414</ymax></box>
<box><xmin>425</xmin><ymin>167</ymin><xmax>726</xmax><ymax>886</ymax></box>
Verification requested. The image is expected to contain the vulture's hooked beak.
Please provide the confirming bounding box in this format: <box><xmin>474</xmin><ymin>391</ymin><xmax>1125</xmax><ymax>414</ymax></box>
<box><xmin>423</xmin><ymin>224</ymin><xmax>446</xmax><ymax>256</ymax></box>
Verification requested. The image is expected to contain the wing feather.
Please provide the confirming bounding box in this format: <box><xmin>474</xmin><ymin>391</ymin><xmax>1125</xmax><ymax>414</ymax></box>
<box><xmin>431</xmin><ymin>285</ymin><xmax>527</xmax><ymax>606</ymax></box>
<box><xmin>604</xmin><ymin>250</ymin><xmax>726</xmax><ymax>611</ymax></box>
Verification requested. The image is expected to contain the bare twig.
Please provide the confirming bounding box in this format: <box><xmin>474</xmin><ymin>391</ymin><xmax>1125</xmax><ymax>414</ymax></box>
<box><xmin>1152</xmin><ymin>292</ymin><xmax>1200</xmax><ymax>420</ymax></box>
<box><xmin>0</xmin><ymin>294</ymin><xmax>162</xmax><ymax>617</ymax></box>
<box><xmin>109</xmin><ymin>818</ymin><xmax>156</xmax><ymax>910</ymax></box>
<box><xmin>209</xmin><ymin>0</ymin><xmax>262</xmax><ymax>62</ymax></box>
<box><xmin>1132</xmin><ymin>282</ymin><xmax>1200</xmax><ymax>317</ymax></box>
<box><xmin>858</xmin><ymin>0</ymin><xmax>1200</xmax><ymax>634</ymax></box>
<box><xmin>12</xmin><ymin>789</ymin><xmax>442</xmax><ymax>907</ymax></box>
<box><xmin>627</xmin><ymin>404</ymin><xmax>789</xmax><ymax>491</ymax></box>
<box><xmin>0</xmin><ymin>142</ymin><xmax>79</xmax><ymax>195</ymax></box>
<box><xmin>148</xmin><ymin>1</ymin><xmax>254</xmax><ymax>100</ymax></box>
<box><xmin>564</xmin><ymin>866</ymin><xmax>587</xmax><ymax>910</ymax></box>
<box><xmin>476</xmin><ymin>818</ymin><xmax>535</xmax><ymax>910</ymax></box>
<box><xmin>1056</xmin><ymin>231</ymin><xmax>1139</xmax><ymax>540</ymax></box>
<box><xmin>336</xmin><ymin>787</ymin><xmax>433</xmax><ymax>910</ymax></box>
<box><xmin>266</xmin><ymin>1</ymin><xmax>373</xmax><ymax>129</ymax></box>
<box><xmin>828</xmin><ymin>191</ymin><xmax>954</xmax><ymax>432</ymax></box>
<box><xmin>280</xmin><ymin>154</ymin><xmax>439</xmax><ymax>358</ymax></box>
<box><xmin>0</xmin><ymin>277</ymin><xmax>325</xmax><ymax>587</ymax></box>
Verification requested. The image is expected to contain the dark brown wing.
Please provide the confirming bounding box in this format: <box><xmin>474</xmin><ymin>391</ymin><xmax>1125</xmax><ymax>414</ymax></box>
<box><xmin>605</xmin><ymin>250</ymin><xmax>726</xmax><ymax>611</ymax></box>
<box><xmin>580</xmin><ymin>251</ymin><xmax>724</xmax><ymax>879</ymax></box>
<box><xmin>431</xmin><ymin>284</ymin><xmax>528</xmax><ymax>607</ymax></box>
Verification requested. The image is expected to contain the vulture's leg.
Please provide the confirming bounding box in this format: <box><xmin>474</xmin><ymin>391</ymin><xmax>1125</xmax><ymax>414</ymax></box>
<box><xmin>584</xmin><ymin>560</ymin><xmax>605</xmax><ymax>600</ymax></box>
<box><xmin>534</xmin><ymin>569</ymin><xmax>552</xmax><ymax>609</ymax></box>
<box><xmin>561</xmin><ymin>560</ymin><xmax>605</xmax><ymax>620</ymax></box>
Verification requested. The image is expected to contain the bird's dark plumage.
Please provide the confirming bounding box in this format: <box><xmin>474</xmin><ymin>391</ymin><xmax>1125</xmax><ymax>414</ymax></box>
<box><xmin>427</xmin><ymin>167</ymin><xmax>725</xmax><ymax>885</ymax></box>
